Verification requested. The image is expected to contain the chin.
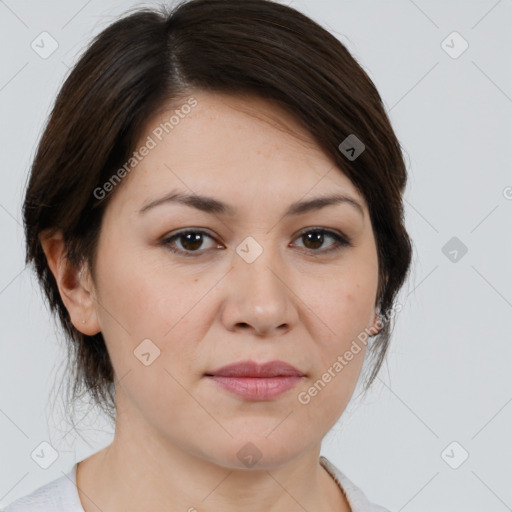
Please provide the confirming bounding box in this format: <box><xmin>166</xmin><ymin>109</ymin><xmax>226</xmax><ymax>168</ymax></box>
<box><xmin>200</xmin><ymin>433</ymin><xmax>309</xmax><ymax>471</ymax></box>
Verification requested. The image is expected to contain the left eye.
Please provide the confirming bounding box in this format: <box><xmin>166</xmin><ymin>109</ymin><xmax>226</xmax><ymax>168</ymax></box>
<box><xmin>161</xmin><ymin>228</ymin><xmax>351</xmax><ymax>257</ymax></box>
<box><xmin>292</xmin><ymin>228</ymin><xmax>351</xmax><ymax>254</ymax></box>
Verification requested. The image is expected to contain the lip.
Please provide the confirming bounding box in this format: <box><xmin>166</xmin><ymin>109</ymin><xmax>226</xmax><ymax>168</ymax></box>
<box><xmin>206</xmin><ymin>360</ymin><xmax>304</xmax><ymax>378</ymax></box>
<box><xmin>205</xmin><ymin>360</ymin><xmax>305</xmax><ymax>400</ymax></box>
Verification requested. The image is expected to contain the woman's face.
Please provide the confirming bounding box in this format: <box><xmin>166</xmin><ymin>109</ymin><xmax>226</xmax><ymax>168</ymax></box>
<box><xmin>86</xmin><ymin>90</ymin><xmax>380</xmax><ymax>468</ymax></box>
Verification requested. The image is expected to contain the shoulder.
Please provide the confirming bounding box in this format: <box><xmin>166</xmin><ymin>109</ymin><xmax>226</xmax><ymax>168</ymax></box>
<box><xmin>320</xmin><ymin>456</ymin><xmax>392</xmax><ymax>512</ymax></box>
<box><xmin>2</xmin><ymin>464</ymin><xmax>83</xmax><ymax>512</ymax></box>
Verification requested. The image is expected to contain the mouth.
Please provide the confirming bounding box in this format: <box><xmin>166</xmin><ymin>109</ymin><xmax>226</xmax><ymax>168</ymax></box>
<box><xmin>204</xmin><ymin>360</ymin><xmax>305</xmax><ymax>400</ymax></box>
<box><xmin>205</xmin><ymin>360</ymin><xmax>305</xmax><ymax>378</ymax></box>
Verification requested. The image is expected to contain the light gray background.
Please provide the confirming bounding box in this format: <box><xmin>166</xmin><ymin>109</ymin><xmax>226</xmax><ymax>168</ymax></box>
<box><xmin>1</xmin><ymin>1</ymin><xmax>511</xmax><ymax>511</ymax></box>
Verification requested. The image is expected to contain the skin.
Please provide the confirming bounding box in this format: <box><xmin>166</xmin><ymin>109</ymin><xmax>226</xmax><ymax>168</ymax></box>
<box><xmin>42</xmin><ymin>89</ymin><xmax>381</xmax><ymax>512</ymax></box>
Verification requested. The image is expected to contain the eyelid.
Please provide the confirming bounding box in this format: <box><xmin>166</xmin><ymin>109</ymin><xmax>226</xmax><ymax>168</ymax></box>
<box><xmin>160</xmin><ymin>228</ymin><xmax>221</xmax><ymax>254</ymax></box>
<box><xmin>291</xmin><ymin>226</ymin><xmax>351</xmax><ymax>252</ymax></box>
<box><xmin>160</xmin><ymin>227</ymin><xmax>352</xmax><ymax>257</ymax></box>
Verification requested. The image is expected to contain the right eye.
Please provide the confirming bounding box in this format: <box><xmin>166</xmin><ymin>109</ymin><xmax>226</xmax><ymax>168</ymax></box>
<box><xmin>160</xmin><ymin>229</ymin><xmax>223</xmax><ymax>257</ymax></box>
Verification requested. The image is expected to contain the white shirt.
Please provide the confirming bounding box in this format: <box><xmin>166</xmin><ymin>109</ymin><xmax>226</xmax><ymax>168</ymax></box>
<box><xmin>2</xmin><ymin>456</ymin><xmax>390</xmax><ymax>511</ymax></box>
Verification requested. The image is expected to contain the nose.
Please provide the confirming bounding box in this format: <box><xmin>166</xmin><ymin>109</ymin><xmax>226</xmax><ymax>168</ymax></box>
<box><xmin>219</xmin><ymin>246</ymin><xmax>299</xmax><ymax>338</ymax></box>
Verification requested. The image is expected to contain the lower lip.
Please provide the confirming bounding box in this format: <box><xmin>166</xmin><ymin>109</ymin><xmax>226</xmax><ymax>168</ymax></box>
<box><xmin>206</xmin><ymin>375</ymin><xmax>303</xmax><ymax>400</ymax></box>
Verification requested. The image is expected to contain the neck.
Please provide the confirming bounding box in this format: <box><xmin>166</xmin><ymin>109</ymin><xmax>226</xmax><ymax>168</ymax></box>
<box><xmin>76</xmin><ymin>387</ymin><xmax>351</xmax><ymax>512</ymax></box>
<box><xmin>76</xmin><ymin>434</ymin><xmax>350</xmax><ymax>512</ymax></box>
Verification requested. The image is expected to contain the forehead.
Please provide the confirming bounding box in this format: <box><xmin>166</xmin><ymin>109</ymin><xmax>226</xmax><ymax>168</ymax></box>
<box><xmin>108</xmin><ymin>90</ymin><xmax>365</xmax><ymax>215</ymax></box>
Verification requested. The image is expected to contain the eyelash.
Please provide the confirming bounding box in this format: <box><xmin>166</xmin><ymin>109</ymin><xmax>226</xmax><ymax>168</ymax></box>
<box><xmin>160</xmin><ymin>228</ymin><xmax>352</xmax><ymax>258</ymax></box>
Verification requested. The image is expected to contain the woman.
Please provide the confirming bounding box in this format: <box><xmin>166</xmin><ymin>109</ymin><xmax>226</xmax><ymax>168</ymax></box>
<box><xmin>5</xmin><ymin>0</ymin><xmax>412</xmax><ymax>510</ymax></box>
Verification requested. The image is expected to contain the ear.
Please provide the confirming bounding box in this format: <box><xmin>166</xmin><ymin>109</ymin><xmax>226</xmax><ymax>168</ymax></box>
<box><xmin>40</xmin><ymin>230</ymin><xmax>101</xmax><ymax>336</ymax></box>
<box><xmin>368</xmin><ymin>308</ymin><xmax>383</xmax><ymax>337</ymax></box>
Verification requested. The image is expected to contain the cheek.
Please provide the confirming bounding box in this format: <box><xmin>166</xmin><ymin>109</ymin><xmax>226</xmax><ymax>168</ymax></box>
<box><xmin>295</xmin><ymin>265</ymin><xmax>376</xmax><ymax>409</ymax></box>
<box><xmin>296</xmin><ymin>305</ymin><xmax>369</xmax><ymax>432</ymax></box>
<box><xmin>91</xmin><ymin>256</ymin><xmax>209</xmax><ymax>425</ymax></box>
<box><xmin>93</xmin><ymin>241</ymin><xmax>188</xmax><ymax>335</ymax></box>
<box><xmin>306</xmin><ymin>269</ymin><xmax>377</xmax><ymax>347</ymax></box>
<box><xmin>92</xmin><ymin>247</ymin><xmax>215</xmax><ymax>376</ymax></box>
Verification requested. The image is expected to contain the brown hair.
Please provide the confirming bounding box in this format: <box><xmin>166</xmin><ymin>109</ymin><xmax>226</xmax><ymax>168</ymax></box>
<box><xmin>24</xmin><ymin>0</ymin><xmax>413</xmax><ymax>424</ymax></box>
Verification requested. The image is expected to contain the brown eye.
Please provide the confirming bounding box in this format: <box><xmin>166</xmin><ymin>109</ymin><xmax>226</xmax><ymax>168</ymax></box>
<box><xmin>293</xmin><ymin>228</ymin><xmax>351</xmax><ymax>254</ymax></box>
<box><xmin>161</xmin><ymin>229</ymin><xmax>220</xmax><ymax>256</ymax></box>
<box><xmin>177</xmin><ymin>232</ymin><xmax>204</xmax><ymax>251</ymax></box>
<box><xmin>302</xmin><ymin>231</ymin><xmax>324</xmax><ymax>250</ymax></box>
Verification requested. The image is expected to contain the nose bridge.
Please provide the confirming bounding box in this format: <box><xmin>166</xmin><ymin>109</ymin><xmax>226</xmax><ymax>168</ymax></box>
<box><xmin>220</xmin><ymin>235</ymin><xmax>297</xmax><ymax>336</ymax></box>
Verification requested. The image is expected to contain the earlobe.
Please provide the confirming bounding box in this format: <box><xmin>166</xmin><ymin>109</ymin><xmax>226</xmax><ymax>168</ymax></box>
<box><xmin>369</xmin><ymin>309</ymin><xmax>382</xmax><ymax>336</ymax></box>
<box><xmin>39</xmin><ymin>230</ymin><xmax>101</xmax><ymax>336</ymax></box>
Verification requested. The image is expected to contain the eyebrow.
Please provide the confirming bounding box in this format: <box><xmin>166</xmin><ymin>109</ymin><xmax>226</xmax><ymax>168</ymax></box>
<box><xmin>139</xmin><ymin>190</ymin><xmax>364</xmax><ymax>218</ymax></box>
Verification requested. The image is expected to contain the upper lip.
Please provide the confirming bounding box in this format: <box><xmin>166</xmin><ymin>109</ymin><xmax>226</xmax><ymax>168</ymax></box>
<box><xmin>206</xmin><ymin>360</ymin><xmax>305</xmax><ymax>378</ymax></box>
